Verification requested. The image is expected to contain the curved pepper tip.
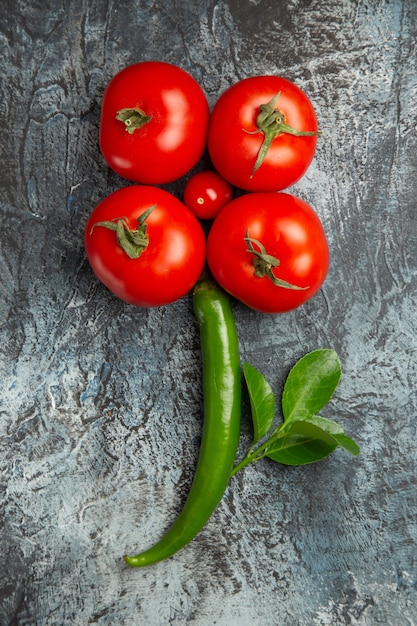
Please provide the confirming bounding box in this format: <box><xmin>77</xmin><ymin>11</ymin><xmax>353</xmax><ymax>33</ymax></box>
<box><xmin>123</xmin><ymin>554</ymin><xmax>140</xmax><ymax>568</ymax></box>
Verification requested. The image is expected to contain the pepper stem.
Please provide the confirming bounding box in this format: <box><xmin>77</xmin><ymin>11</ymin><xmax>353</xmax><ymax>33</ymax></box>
<box><xmin>244</xmin><ymin>92</ymin><xmax>320</xmax><ymax>177</ymax></box>
<box><xmin>90</xmin><ymin>205</ymin><xmax>156</xmax><ymax>259</ymax></box>
<box><xmin>245</xmin><ymin>230</ymin><xmax>309</xmax><ymax>290</ymax></box>
<box><xmin>116</xmin><ymin>108</ymin><xmax>152</xmax><ymax>134</ymax></box>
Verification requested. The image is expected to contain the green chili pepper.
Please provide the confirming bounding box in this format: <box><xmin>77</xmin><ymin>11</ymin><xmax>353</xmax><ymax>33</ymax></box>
<box><xmin>123</xmin><ymin>274</ymin><xmax>242</xmax><ymax>567</ymax></box>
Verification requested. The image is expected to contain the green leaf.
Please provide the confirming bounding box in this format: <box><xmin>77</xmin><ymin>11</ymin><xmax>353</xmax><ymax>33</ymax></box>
<box><xmin>308</xmin><ymin>415</ymin><xmax>361</xmax><ymax>456</ymax></box>
<box><xmin>265</xmin><ymin>421</ymin><xmax>338</xmax><ymax>466</ymax></box>
<box><xmin>282</xmin><ymin>349</ymin><xmax>342</xmax><ymax>423</ymax></box>
<box><xmin>243</xmin><ymin>362</ymin><xmax>275</xmax><ymax>445</ymax></box>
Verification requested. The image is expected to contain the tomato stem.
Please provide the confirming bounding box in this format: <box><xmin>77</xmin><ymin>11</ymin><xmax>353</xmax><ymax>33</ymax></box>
<box><xmin>245</xmin><ymin>230</ymin><xmax>309</xmax><ymax>290</ymax></box>
<box><xmin>244</xmin><ymin>92</ymin><xmax>320</xmax><ymax>177</ymax></box>
<box><xmin>90</xmin><ymin>205</ymin><xmax>156</xmax><ymax>259</ymax></box>
<box><xmin>116</xmin><ymin>107</ymin><xmax>152</xmax><ymax>134</ymax></box>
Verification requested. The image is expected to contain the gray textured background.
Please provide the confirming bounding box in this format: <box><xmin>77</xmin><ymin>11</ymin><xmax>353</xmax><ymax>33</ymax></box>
<box><xmin>1</xmin><ymin>0</ymin><xmax>416</xmax><ymax>624</ymax></box>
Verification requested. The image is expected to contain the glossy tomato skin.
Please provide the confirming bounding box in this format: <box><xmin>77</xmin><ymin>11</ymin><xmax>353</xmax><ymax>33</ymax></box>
<box><xmin>208</xmin><ymin>76</ymin><xmax>318</xmax><ymax>192</ymax></box>
<box><xmin>85</xmin><ymin>186</ymin><xmax>206</xmax><ymax>307</ymax></box>
<box><xmin>183</xmin><ymin>170</ymin><xmax>233</xmax><ymax>219</ymax></box>
<box><xmin>99</xmin><ymin>61</ymin><xmax>210</xmax><ymax>184</ymax></box>
<box><xmin>207</xmin><ymin>192</ymin><xmax>329</xmax><ymax>313</ymax></box>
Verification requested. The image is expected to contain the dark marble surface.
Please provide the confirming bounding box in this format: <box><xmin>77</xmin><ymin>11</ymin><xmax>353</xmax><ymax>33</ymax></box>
<box><xmin>1</xmin><ymin>0</ymin><xmax>416</xmax><ymax>624</ymax></box>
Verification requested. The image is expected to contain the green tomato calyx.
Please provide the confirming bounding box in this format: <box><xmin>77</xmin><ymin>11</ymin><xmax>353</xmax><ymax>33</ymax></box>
<box><xmin>116</xmin><ymin>107</ymin><xmax>152</xmax><ymax>134</ymax></box>
<box><xmin>244</xmin><ymin>92</ymin><xmax>320</xmax><ymax>177</ymax></box>
<box><xmin>245</xmin><ymin>230</ymin><xmax>309</xmax><ymax>290</ymax></box>
<box><xmin>90</xmin><ymin>205</ymin><xmax>156</xmax><ymax>259</ymax></box>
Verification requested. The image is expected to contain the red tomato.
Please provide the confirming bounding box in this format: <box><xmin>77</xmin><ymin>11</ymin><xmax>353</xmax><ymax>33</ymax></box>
<box><xmin>183</xmin><ymin>170</ymin><xmax>233</xmax><ymax>219</ymax></box>
<box><xmin>208</xmin><ymin>76</ymin><xmax>319</xmax><ymax>192</ymax></box>
<box><xmin>207</xmin><ymin>192</ymin><xmax>329</xmax><ymax>313</ymax></box>
<box><xmin>99</xmin><ymin>61</ymin><xmax>210</xmax><ymax>184</ymax></box>
<box><xmin>84</xmin><ymin>186</ymin><xmax>206</xmax><ymax>307</ymax></box>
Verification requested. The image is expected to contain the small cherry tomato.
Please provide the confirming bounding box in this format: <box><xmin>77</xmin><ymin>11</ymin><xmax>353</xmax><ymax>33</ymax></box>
<box><xmin>208</xmin><ymin>75</ymin><xmax>319</xmax><ymax>192</ymax></box>
<box><xmin>207</xmin><ymin>192</ymin><xmax>329</xmax><ymax>313</ymax></box>
<box><xmin>183</xmin><ymin>170</ymin><xmax>233</xmax><ymax>219</ymax></box>
<box><xmin>85</xmin><ymin>186</ymin><xmax>206</xmax><ymax>307</ymax></box>
<box><xmin>99</xmin><ymin>61</ymin><xmax>210</xmax><ymax>184</ymax></box>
